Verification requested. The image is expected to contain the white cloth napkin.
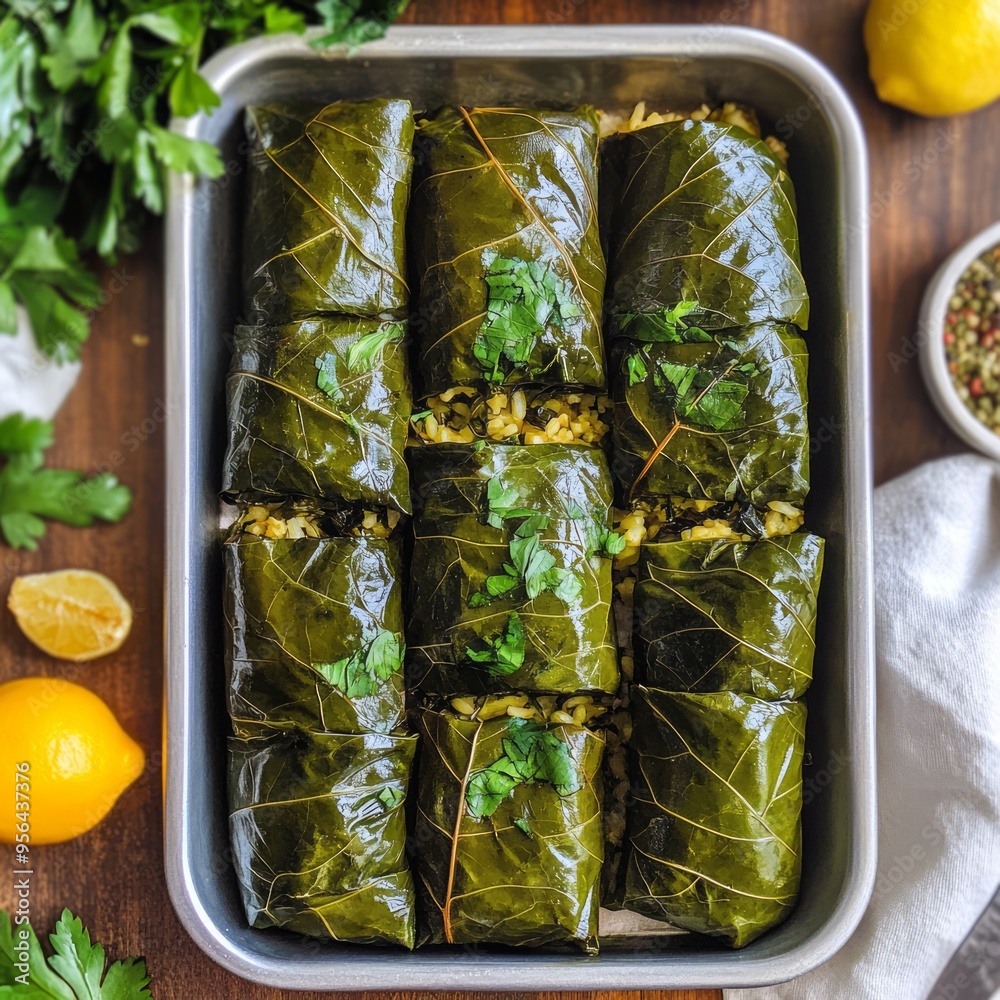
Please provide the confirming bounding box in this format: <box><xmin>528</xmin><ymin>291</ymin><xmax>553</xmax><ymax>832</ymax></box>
<box><xmin>0</xmin><ymin>306</ymin><xmax>81</xmax><ymax>420</ymax></box>
<box><xmin>727</xmin><ymin>453</ymin><xmax>1000</xmax><ymax>1000</ymax></box>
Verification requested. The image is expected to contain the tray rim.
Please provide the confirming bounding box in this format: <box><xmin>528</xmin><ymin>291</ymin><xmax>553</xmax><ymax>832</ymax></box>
<box><xmin>164</xmin><ymin>22</ymin><xmax>875</xmax><ymax>991</ymax></box>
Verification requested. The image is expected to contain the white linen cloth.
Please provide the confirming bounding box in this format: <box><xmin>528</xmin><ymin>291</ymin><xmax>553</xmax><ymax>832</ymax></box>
<box><xmin>0</xmin><ymin>306</ymin><xmax>81</xmax><ymax>420</ymax></box>
<box><xmin>728</xmin><ymin>454</ymin><xmax>1000</xmax><ymax>1000</ymax></box>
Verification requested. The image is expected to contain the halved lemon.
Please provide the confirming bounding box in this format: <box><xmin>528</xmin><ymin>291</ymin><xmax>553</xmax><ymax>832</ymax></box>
<box><xmin>7</xmin><ymin>570</ymin><xmax>132</xmax><ymax>662</ymax></box>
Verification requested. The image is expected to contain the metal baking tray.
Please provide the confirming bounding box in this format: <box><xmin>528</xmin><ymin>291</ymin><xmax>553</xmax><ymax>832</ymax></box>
<box><xmin>164</xmin><ymin>24</ymin><xmax>874</xmax><ymax>991</ymax></box>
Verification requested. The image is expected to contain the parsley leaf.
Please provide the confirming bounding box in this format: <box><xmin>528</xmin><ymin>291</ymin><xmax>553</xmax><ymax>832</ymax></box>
<box><xmin>345</xmin><ymin>322</ymin><xmax>404</xmax><ymax>372</ymax></box>
<box><xmin>314</xmin><ymin>629</ymin><xmax>403</xmax><ymax>698</ymax></box>
<box><xmin>316</xmin><ymin>326</ymin><xmax>403</xmax><ymax>419</ymax></box>
<box><xmin>467</xmin><ymin>611</ymin><xmax>525</xmax><ymax>677</ymax></box>
<box><xmin>0</xmin><ymin>908</ymin><xmax>152</xmax><ymax>999</ymax></box>
<box><xmin>484</xmin><ymin>476</ymin><xmax>534</xmax><ymax>529</ymax></box>
<box><xmin>314</xmin><ymin>351</ymin><xmax>342</xmax><ymax>402</ymax></box>
<box><xmin>472</xmin><ymin>250</ymin><xmax>582</xmax><ymax>384</ymax></box>
<box><xmin>626</xmin><ymin>352</ymin><xmax>648</xmax><ymax>386</ymax></box>
<box><xmin>592</xmin><ymin>526</ymin><xmax>626</xmax><ymax>559</ymax></box>
<box><xmin>474</xmin><ymin>503</ymin><xmax>581</xmax><ymax>606</ymax></box>
<box><xmin>620</xmin><ymin>300</ymin><xmax>711</xmax><ymax>344</ymax></box>
<box><xmin>465</xmin><ymin>718</ymin><xmax>582</xmax><ymax>818</ymax></box>
<box><xmin>377</xmin><ymin>785</ymin><xmax>404</xmax><ymax>811</ymax></box>
<box><xmin>0</xmin><ymin>414</ymin><xmax>132</xmax><ymax>550</ymax></box>
<box><xmin>654</xmin><ymin>360</ymin><xmax>750</xmax><ymax>431</ymax></box>
<box><xmin>311</xmin><ymin>0</ymin><xmax>412</xmax><ymax>49</ymax></box>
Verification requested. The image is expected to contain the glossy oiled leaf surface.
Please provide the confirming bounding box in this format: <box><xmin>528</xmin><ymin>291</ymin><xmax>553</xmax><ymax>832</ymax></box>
<box><xmin>624</xmin><ymin>687</ymin><xmax>805</xmax><ymax>948</ymax></box>
<box><xmin>605</xmin><ymin>119</ymin><xmax>808</xmax><ymax>331</ymax></box>
<box><xmin>222</xmin><ymin>318</ymin><xmax>412</xmax><ymax>511</ymax></box>
<box><xmin>635</xmin><ymin>534</ymin><xmax>824</xmax><ymax>700</ymax></box>
<box><xmin>224</xmin><ymin>534</ymin><xmax>406</xmax><ymax>735</ymax></box>
<box><xmin>613</xmin><ymin>324</ymin><xmax>810</xmax><ymax>504</ymax></box>
<box><xmin>410</xmin><ymin>106</ymin><xmax>607</xmax><ymax>393</ymax></box>
<box><xmin>407</xmin><ymin>444</ymin><xmax>618</xmax><ymax>694</ymax></box>
<box><xmin>414</xmin><ymin>708</ymin><xmax>605</xmax><ymax>952</ymax></box>
<box><xmin>243</xmin><ymin>100</ymin><xmax>413</xmax><ymax>323</ymax></box>
<box><xmin>229</xmin><ymin>723</ymin><xmax>417</xmax><ymax>946</ymax></box>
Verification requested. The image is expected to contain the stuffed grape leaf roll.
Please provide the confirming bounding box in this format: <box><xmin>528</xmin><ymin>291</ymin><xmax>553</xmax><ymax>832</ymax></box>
<box><xmin>623</xmin><ymin>687</ymin><xmax>805</xmax><ymax>947</ymax></box>
<box><xmin>410</xmin><ymin>106</ymin><xmax>607</xmax><ymax>393</ymax></box>
<box><xmin>414</xmin><ymin>700</ymin><xmax>605</xmax><ymax>952</ymax></box>
<box><xmin>407</xmin><ymin>443</ymin><xmax>619</xmax><ymax>695</ymax></box>
<box><xmin>605</xmin><ymin>118</ymin><xmax>809</xmax><ymax>332</ymax></box>
<box><xmin>613</xmin><ymin>324</ymin><xmax>810</xmax><ymax>504</ymax></box>
<box><xmin>243</xmin><ymin>99</ymin><xmax>414</xmax><ymax>323</ymax></box>
<box><xmin>224</xmin><ymin>507</ymin><xmax>406</xmax><ymax>735</ymax></box>
<box><xmin>634</xmin><ymin>534</ymin><xmax>824</xmax><ymax>700</ymax></box>
<box><xmin>229</xmin><ymin>722</ymin><xmax>417</xmax><ymax>946</ymax></box>
<box><xmin>222</xmin><ymin>318</ymin><xmax>412</xmax><ymax>511</ymax></box>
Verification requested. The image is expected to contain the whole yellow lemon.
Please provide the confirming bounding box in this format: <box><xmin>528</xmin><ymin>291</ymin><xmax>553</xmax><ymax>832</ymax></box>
<box><xmin>0</xmin><ymin>678</ymin><xmax>145</xmax><ymax>845</ymax></box>
<box><xmin>864</xmin><ymin>0</ymin><xmax>1000</xmax><ymax>116</ymax></box>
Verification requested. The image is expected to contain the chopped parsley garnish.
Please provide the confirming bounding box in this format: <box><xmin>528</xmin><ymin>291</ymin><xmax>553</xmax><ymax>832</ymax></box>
<box><xmin>465</xmin><ymin>718</ymin><xmax>581</xmax><ymax>818</ymax></box>
<box><xmin>472</xmin><ymin>250</ymin><xmax>582</xmax><ymax>384</ymax></box>
<box><xmin>620</xmin><ymin>300</ymin><xmax>711</xmax><ymax>344</ymax></box>
<box><xmin>654</xmin><ymin>360</ymin><xmax>755</xmax><ymax>431</ymax></box>
<box><xmin>314</xmin><ymin>629</ymin><xmax>403</xmax><ymax>698</ymax></box>
<box><xmin>467</xmin><ymin>612</ymin><xmax>526</xmax><ymax>677</ymax></box>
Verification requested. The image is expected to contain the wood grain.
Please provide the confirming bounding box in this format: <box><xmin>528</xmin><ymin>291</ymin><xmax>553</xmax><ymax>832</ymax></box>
<box><xmin>2</xmin><ymin>0</ymin><xmax>998</xmax><ymax>996</ymax></box>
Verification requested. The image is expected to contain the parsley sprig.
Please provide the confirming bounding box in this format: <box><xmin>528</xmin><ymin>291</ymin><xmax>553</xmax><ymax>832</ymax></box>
<box><xmin>0</xmin><ymin>413</ymin><xmax>132</xmax><ymax>549</ymax></box>
<box><xmin>0</xmin><ymin>908</ymin><xmax>151</xmax><ymax>999</ymax></box>
<box><xmin>465</xmin><ymin>717</ymin><xmax>581</xmax><ymax>819</ymax></box>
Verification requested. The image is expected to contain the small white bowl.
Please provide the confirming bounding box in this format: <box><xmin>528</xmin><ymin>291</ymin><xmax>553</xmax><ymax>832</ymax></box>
<box><xmin>920</xmin><ymin>219</ymin><xmax>1000</xmax><ymax>460</ymax></box>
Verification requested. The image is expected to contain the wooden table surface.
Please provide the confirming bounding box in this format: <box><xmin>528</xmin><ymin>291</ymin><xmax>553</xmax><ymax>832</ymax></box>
<box><xmin>2</xmin><ymin>0</ymin><xmax>996</xmax><ymax>996</ymax></box>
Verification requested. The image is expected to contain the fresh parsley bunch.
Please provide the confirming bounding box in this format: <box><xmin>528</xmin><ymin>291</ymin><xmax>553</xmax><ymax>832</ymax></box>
<box><xmin>0</xmin><ymin>0</ymin><xmax>411</xmax><ymax>361</ymax></box>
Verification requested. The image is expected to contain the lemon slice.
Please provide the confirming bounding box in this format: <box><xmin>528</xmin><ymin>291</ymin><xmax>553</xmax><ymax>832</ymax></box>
<box><xmin>8</xmin><ymin>570</ymin><xmax>133</xmax><ymax>662</ymax></box>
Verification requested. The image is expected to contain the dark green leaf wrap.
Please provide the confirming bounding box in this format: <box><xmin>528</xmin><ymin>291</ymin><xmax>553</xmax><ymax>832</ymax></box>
<box><xmin>224</xmin><ymin>533</ymin><xmax>406</xmax><ymax>735</ymax></box>
<box><xmin>624</xmin><ymin>687</ymin><xmax>805</xmax><ymax>947</ymax></box>
<box><xmin>410</xmin><ymin>106</ymin><xmax>607</xmax><ymax>393</ymax></box>
<box><xmin>243</xmin><ymin>100</ymin><xmax>414</xmax><ymax>323</ymax></box>
<box><xmin>605</xmin><ymin>119</ymin><xmax>809</xmax><ymax>331</ymax></box>
<box><xmin>414</xmin><ymin>708</ymin><xmax>605</xmax><ymax>952</ymax></box>
<box><xmin>407</xmin><ymin>443</ymin><xmax>619</xmax><ymax>694</ymax></box>
<box><xmin>222</xmin><ymin>318</ymin><xmax>412</xmax><ymax>511</ymax></box>
<box><xmin>635</xmin><ymin>534</ymin><xmax>824</xmax><ymax>700</ymax></box>
<box><xmin>612</xmin><ymin>324</ymin><xmax>810</xmax><ymax>503</ymax></box>
<box><xmin>229</xmin><ymin>723</ymin><xmax>417</xmax><ymax>946</ymax></box>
